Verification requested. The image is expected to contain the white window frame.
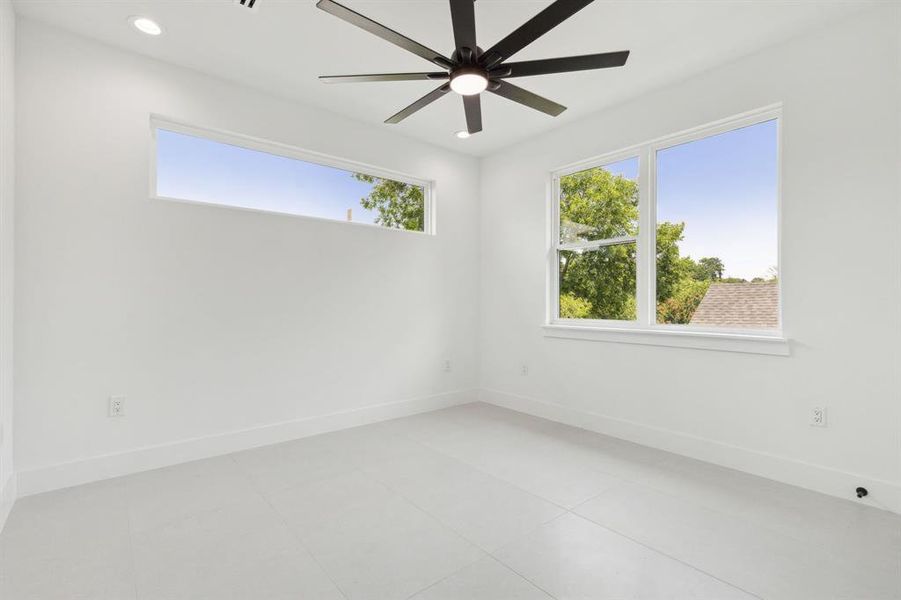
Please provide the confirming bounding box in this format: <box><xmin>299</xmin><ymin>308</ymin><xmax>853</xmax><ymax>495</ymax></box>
<box><xmin>545</xmin><ymin>105</ymin><xmax>788</xmax><ymax>355</ymax></box>
<box><xmin>149</xmin><ymin>115</ymin><xmax>436</xmax><ymax>235</ymax></box>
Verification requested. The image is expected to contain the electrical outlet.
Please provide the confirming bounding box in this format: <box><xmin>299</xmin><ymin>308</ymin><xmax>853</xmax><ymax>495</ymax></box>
<box><xmin>809</xmin><ymin>406</ymin><xmax>827</xmax><ymax>427</ymax></box>
<box><xmin>443</xmin><ymin>360</ymin><xmax>451</xmax><ymax>373</ymax></box>
<box><xmin>521</xmin><ymin>364</ymin><xmax>529</xmax><ymax>375</ymax></box>
<box><xmin>109</xmin><ymin>396</ymin><xmax>126</xmax><ymax>418</ymax></box>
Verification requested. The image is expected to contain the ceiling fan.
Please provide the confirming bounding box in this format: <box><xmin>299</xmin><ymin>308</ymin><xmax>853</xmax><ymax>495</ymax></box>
<box><xmin>316</xmin><ymin>0</ymin><xmax>629</xmax><ymax>136</ymax></box>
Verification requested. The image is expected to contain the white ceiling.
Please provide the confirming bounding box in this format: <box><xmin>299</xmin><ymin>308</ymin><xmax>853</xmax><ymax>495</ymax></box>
<box><xmin>14</xmin><ymin>0</ymin><xmax>872</xmax><ymax>156</ymax></box>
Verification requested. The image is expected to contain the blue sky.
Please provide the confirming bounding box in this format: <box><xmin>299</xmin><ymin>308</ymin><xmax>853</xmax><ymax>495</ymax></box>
<box><xmin>156</xmin><ymin>129</ymin><xmax>383</xmax><ymax>224</ymax></box>
<box><xmin>603</xmin><ymin>120</ymin><xmax>777</xmax><ymax>281</ymax></box>
<box><xmin>656</xmin><ymin>119</ymin><xmax>778</xmax><ymax>281</ymax></box>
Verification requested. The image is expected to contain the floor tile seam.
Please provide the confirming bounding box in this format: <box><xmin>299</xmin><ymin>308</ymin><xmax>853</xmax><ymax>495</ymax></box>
<box><xmin>397</xmin><ymin>433</ymin><xmax>574</xmax><ymax>513</ymax></box>
<box><xmin>566</xmin><ymin>443</ymin><xmax>891</xmax><ymax>535</ymax></box>
<box><xmin>401</xmin><ymin>552</ymin><xmax>559</xmax><ymax>600</ymax></box>
<box><xmin>336</xmin><ymin>460</ymin><xmax>533</xmax><ymax>600</ymax></box>
<box><xmin>359</xmin><ymin>465</ymin><xmax>493</xmax><ymax>552</ymax></box>
<box><xmin>398</xmin><ymin>549</ymin><xmax>491</xmax><ymax>600</ymax></box>
<box><xmin>125</xmin><ymin>486</ymin><xmax>262</xmax><ymax>537</ymax></box>
<box><xmin>371</xmin><ymin>460</ymin><xmax>568</xmax><ymax>558</ymax></box>
<box><xmin>393</xmin><ymin>419</ymin><xmax>695</xmax><ymax>515</ymax></box>
<box><xmin>255</xmin><ymin>481</ymin><xmax>352</xmax><ymax>600</ymax></box>
<box><xmin>568</xmin><ymin>469</ymin><xmax>877</xmax><ymax>569</ymax></box>
<box><xmin>566</xmin><ymin>509</ymin><xmax>766</xmax><ymax>600</ymax></box>
<box><xmin>241</xmin><ymin>460</ymin><xmax>368</xmax><ymax>499</ymax></box>
<box><xmin>477</xmin><ymin>519</ymin><xmax>578</xmax><ymax>600</ymax></box>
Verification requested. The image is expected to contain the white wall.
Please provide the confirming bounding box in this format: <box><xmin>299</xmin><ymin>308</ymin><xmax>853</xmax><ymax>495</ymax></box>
<box><xmin>0</xmin><ymin>0</ymin><xmax>15</xmax><ymax>520</ymax></box>
<box><xmin>14</xmin><ymin>19</ymin><xmax>480</xmax><ymax>492</ymax></box>
<box><xmin>479</xmin><ymin>6</ymin><xmax>901</xmax><ymax>511</ymax></box>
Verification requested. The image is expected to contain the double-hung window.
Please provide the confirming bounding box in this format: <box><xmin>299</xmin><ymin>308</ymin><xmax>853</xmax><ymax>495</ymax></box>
<box><xmin>548</xmin><ymin>107</ymin><xmax>784</xmax><ymax>354</ymax></box>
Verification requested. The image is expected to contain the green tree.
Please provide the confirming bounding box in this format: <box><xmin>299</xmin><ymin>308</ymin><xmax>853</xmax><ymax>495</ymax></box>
<box><xmin>559</xmin><ymin>293</ymin><xmax>592</xmax><ymax>319</ymax></box>
<box><xmin>655</xmin><ymin>222</ymin><xmax>692</xmax><ymax>302</ymax></box>
<box><xmin>352</xmin><ymin>173</ymin><xmax>424</xmax><ymax>231</ymax></box>
<box><xmin>560</xmin><ymin>245</ymin><xmax>637</xmax><ymax>320</ymax></box>
<box><xmin>657</xmin><ymin>279</ymin><xmax>711</xmax><ymax>324</ymax></box>
<box><xmin>695</xmin><ymin>257</ymin><xmax>725</xmax><ymax>281</ymax></box>
<box><xmin>559</xmin><ymin>167</ymin><xmax>639</xmax><ymax>241</ymax></box>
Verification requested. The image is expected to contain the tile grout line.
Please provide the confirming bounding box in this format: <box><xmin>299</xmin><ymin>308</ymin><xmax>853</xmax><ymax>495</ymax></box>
<box><xmin>564</xmin><ymin>496</ymin><xmax>765</xmax><ymax>600</ymax></box>
<box><xmin>352</xmin><ymin>469</ymin><xmax>492</xmax><ymax>599</ymax></box>
<box><xmin>480</xmin><ymin>547</ymin><xmax>560</xmax><ymax>600</ymax></box>
<box><xmin>214</xmin><ymin>428</ymin><xmax>492</xmax><ymax>600</ymax></box>
<box><xmin>564</xmin><ymin>468</ymin><xmax>894</xmax><ymax>599</ymax></box>
<box><xmin>402</xmin><ymin>551</ymin><xmax>559</xmax><ymax>600</ymax></box>
<box><xmin>333</xmin><ymin>422</ymin><xmax>560</xmax><ymax>599</ymax></box>
<box><xmin>484</xmin><ymin>509</ymin><xmax>764</xmax><ymax>600</ymax></box>
<box><xmin>390</xmin><ymin>415</ymin><xmax>761</xmax><ymax>599</ymax></box>
<box><xmin>276</xmin><ymin>423</ymin><xmax>560</xmax><ymax>600</ymax></box>
<box><xmin>366</xmin><ymin>428</ymin><xmax>569</xmax><ymax>599</ymax></box>
<box><xmin>119</xmin><ymin>456</ymin><xmax>265</xmax><ymax>535</ymax></box>
<box><xmin>397</xmin><ymin>431</ymin><xmax>574</xmax><ymax>513</ymax></box>
<box><xmin>234</xmin><ymin>455</ymin><xmax>353</xmax><ymax>600</ymax></box>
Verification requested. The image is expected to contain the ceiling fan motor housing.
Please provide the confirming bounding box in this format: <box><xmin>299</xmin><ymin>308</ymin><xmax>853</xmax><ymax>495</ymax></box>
<box><xmin>451</xmin><ymin>45</ymin><xmax>483</xmax><ymax>65</ymax></box>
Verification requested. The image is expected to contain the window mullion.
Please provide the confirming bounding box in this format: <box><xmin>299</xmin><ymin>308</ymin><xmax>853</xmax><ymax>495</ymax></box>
<box><xmin>636</xmin><ymin>146</ymin><xmax>654</xmax><ymax>327</ymax></box>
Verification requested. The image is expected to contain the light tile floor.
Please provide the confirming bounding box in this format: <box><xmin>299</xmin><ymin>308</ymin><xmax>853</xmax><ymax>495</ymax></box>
<box><xmin>1</xmin><ymin>402</ymin><xmax>899</xmax><ymax>599</ymax></box>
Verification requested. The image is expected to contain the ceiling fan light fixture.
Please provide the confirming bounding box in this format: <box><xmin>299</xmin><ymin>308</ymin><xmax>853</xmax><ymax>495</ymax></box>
<box><xmin>450</xmin><ymin>69</ymin><xmax>488</xmax><ymax>96</ymax></box>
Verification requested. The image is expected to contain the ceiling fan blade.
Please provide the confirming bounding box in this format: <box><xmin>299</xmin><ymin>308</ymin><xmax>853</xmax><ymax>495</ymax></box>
<box><xmin>481</xmin><ymin>0</ymin><xmax>594</xmax><ymax>67</ymax></box>
<box><xmin>502</xmin><ymin>51</ymin><xmax>629</xmax><ymax>78</ymax></box>
<box><xmin>489</xmin><ymin>80</ymin><xmax>566</xmax><ymax>117</ymax></box>
<box><xmin>320</xmin><ymin>73</ymin><xmax>450</xmax><ymax>83</ymax></box>
<box><xmin>463</xmin><ymin>95</ymin><xmax>482</xmax><ymax>134</ymax></box>
<box><xmin>449</xmin><ymin>0</ymin><xmax>477</xmax><ymax>53</ymax></box>
<box><xmin>316</xmin><ymin>0</ymin><xmax>454</xmax><ymax>69</ymax></box>
<box><xmin>385</xmin><ymin>84</ymin><xmax>452</xmax><ymax>124</ymax></box>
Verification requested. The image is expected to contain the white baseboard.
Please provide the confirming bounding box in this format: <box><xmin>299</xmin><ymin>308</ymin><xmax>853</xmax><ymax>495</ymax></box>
<box><xmin>14</xmin><ymin>387</ymin><xmax>899</xmax><ymax>516</ymax></box>
<box><xmin>0</xmin><ymin>471</ymin><xmax>16</xmax><ymax>534</ymax></box>
<box><xmin>17</xmin><ymin>389</ymin><xmax>476</xmax><ymax>497</ymax></box>
<box><xmin>480</xmin><ymin>388</ymin><xmax>901</xmax><ymax>515</ymax></box>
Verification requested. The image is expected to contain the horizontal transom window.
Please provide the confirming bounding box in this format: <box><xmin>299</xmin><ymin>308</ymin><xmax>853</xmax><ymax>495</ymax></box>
<box><xmin>151</xmin><ymin>118</ymin><xmax>433</xmax><ymax>234</ymax></box>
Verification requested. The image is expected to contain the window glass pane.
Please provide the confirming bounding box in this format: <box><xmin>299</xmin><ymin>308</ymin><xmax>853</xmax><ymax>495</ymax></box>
<box><xmin>559</xmin><ymin>243</ymin><xmax>636</xmax><ymax>321</ymax></box>
<box><xmin>155</xmin><ymin>128</ymin><xmax>426</xmax><ymax>232</ymax></box>
<box><xmin>559</xmin><ymin>157</ymin><xmax>639</xmax><ymax>244</ymax></box>
<box><xmin>655</xmin><ymin>119</ymin><xmax>778</xmax><ymax>328</ymax></box>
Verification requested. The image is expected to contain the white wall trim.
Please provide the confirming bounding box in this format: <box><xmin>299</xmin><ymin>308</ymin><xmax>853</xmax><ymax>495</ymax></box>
<box><xmin>16</xmin><ymin>389</ymin><xmax>476</xmax><ymax>497</ymax></box>
<box><xmin>0</xmin><ymin>471</ymin><xmax>16</xmax><ymax>534</ymax></box>
<box><xmin>480</xmin><ymin>388</ymin><xmax>901</xmax><ymax>515</ymax></box>
<box><xmin>542</xmin><ymin>324</ymin><xmax>790</xmax><ymax>356</ymax></box>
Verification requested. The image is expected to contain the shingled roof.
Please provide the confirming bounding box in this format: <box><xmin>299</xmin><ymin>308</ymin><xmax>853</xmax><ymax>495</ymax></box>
<box><xmin>690</xmin><ymin>282</ymin><xmax>779</xmax><ymax>329</ymax></box>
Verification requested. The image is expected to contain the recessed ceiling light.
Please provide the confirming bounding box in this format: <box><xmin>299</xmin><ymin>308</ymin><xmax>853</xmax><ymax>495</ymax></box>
<box><xmin>129</xmin><ymin>16</ymin><xmax>163</xmax><ymax>36</ymax></box>
<box><xmin>455</xmin><ymin>130</ymin><xmax>471</xmax><ymax>139</ymax></box>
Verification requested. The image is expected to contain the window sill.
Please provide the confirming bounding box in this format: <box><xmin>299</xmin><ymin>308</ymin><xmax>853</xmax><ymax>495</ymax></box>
<box><xmin>542</xmin><ymin>323</ymin><xmax>790</xmax><ymax>356</ymax></box>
